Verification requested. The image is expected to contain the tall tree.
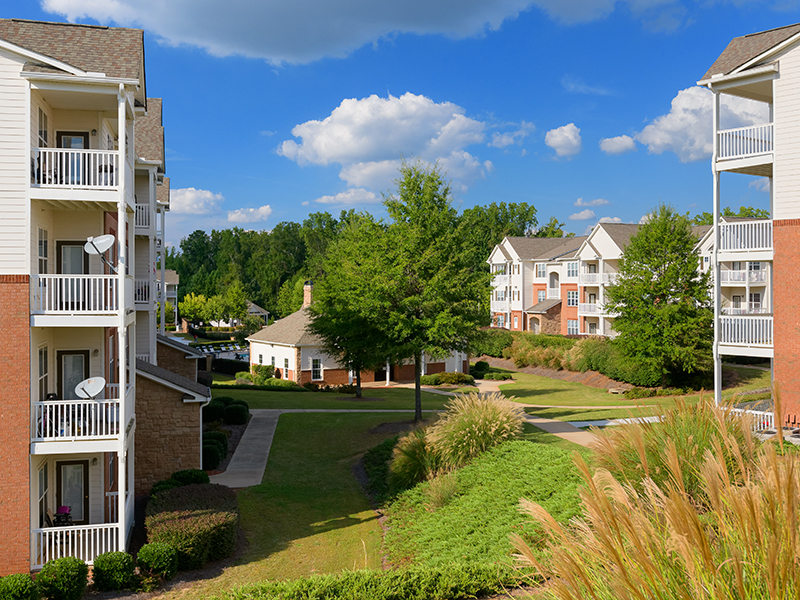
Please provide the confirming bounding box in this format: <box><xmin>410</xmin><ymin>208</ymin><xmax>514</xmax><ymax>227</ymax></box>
<box><xmin>605</xmin><ymin>204</ymin><xmax>713</xmax><ymax>387</ymax></box>
<box><xmin>692</xmin><ymin>205</ymin><xmax>770</xmax><ymax>225</ymax></box>
<box><xmin>534</xmin><ymin>216</ymin><xmax>575</xmax><ymax>238</ymax></box>
<box><xmin>458</xmin><ymin>202</ymin><xmax>538</xmax><ymax>268</ymax></box>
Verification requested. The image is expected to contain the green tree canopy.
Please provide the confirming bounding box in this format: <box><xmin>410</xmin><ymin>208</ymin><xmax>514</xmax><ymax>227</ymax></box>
<box><xmin>178</xmin><ymin>292</ymin><xmax>208</xmax><ymax>325</ymax></box>
<box><xmin>534</xmin><ymin>216</ymin><xmax>575</xmax><ymax>238</ymax></box>
<box><xmin>692</xmin><ymin>205</ymin><xmax>770</xmax><ymax>225</ymax></box>
<box><xmin>457</xmin><ymin>202</ymin><xmax>538</xmax><ymax>268</ymax></box>
<box><xmin>605</xmin><ymin>204</ymin><xmax>713</xmax><ymax>387</ymax></box>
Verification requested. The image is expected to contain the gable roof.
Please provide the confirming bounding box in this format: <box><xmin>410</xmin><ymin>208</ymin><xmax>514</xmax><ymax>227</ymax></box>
<box><xmin>247</xmin><ymin>307</ymin><xmax>320</xmax><ymax>347</ymax></box>
<box><xmin>157</xmin><ymin>177</ymin><xmax>170</xmax><ymax>208</ymax></box>
<box><xmin>157</xmin><ymin>269</ymin><xmax>179</xmax><ymax>286</ymax></box>
<box><xmin>524</xmin><ymin>298</ymin><xmax>562</xmax><ymax>313</ymax></box>
<box><xmin>702</xmin><ymin>22</ymin><xmax>800</xmax><ymax>80</ymax></box>
<box><xmin>503</xmin><ymin>236</ymin><xmax>587</xmax><ymax>261</ymax></box>
<box><xmin>135</xmin><ymin>98</ymin><xmax>165</xmax><ymax>171</ymax></box>
<box><xmin>136</xmin><ymin>358</ymin><xmax>210</xmax><ymax>400</ymax></box>
<box><xmin>157</xmin><ymin>333</ymin><xmax>203</xmax><ymax>359</ymax></box>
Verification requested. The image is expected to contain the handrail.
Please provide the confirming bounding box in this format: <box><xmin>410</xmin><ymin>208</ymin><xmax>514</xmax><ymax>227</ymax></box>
<box><xmin>31</xmin><ymin>147</ymin><xmax>119</xmax><ymax>188</ymax></box>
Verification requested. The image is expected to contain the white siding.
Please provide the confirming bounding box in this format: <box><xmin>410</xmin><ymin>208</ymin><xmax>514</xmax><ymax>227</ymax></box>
<box><xmin>774</xmin><ymin>46</ymin><xmax>800</xmax><ymax>219</ymax></box>
<box><xmin>135</xmin><ymin>311</ymin><xmax>152</xmax><ymax>357</ymax></box>
<box><xmin>249</xmin><ymin>341</ymin><xmax>299</xmax><ymax>376</ymax></box>
<box><xmin>0</xmin><ymin>49</ymin><xmax>29</xmax><ymax>273</ymax></box>
<box><xmin>300</xmin><ymin>346</ymin><xmax>340</xmax><ymax>372</ymax></box>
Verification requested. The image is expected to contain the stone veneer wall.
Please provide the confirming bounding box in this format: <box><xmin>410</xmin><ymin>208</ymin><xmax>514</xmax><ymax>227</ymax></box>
<box><xmin>156</xmin><ymin>341</ymin><xmax>197</xmax><ymax>381</ymax></box>
<box><xmin>0</xmin><ymin>276</ymin><xmax>31</xmax><ymax>574</ymax></box>
<box><xmin>134</xmin><ymin>376</ymin><xmax>202</xmax><ymax>492</ymax></box>
<box><xmin>540</xmin><ymin>305</ymin><xmax>562</xmax><ymax>335</ymax></box>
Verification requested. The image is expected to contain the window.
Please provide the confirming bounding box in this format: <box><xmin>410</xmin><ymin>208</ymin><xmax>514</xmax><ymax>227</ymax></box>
<box><xmin>312</xmin><ymin>358</ymin><xmax>322</xmax><ymax>380</ymax></box>
<box><xmin>567</xmin><ymin>262</ymin><xmax>578</xmax><ymax>278</ymax></box>
<box><xmin>567</xmin><ymin>291</ymin><xmax>578</xmax><ymax>307</ymax></box>
<box><xmin>259</xmin><ymin>354</ymin><xmax>263</xmax><ymax>364</ymax></box>
<box><xmin>588</xmin><ymin>264</ymin><xmax>597</xmax><ymax>274</ymax></box>
<box><xmin>588</xmin><ymin>322</ymin><xmax>597</xmax><ymax>335</ymax></box>
<box><xmin>538</xmin><ymin>290</ymin><xmax>546</xmax><ymax>303</ymax></box>
<box><xmin>284</xmin><ymin>358</ymin><xmax>289</xmax><ymax>372</ymax></box>
<box><xmin>536</xmin><ymin>264</ymin><xmax>546</xmax><ymax>278</ymax></box>
<box><xmin>513</xmin><ymin>316</ymin><xmax>518</xmax><ymax>328</ymax></box>
<box><xmin>732</xmin><ymin>295</ymin><xmax>742</xmax><ymax>309</ymax></box>
<box><xmin>704</xmin><ymin>256</ymin><xmax>710</xmax><ymax>269</ymax></box>
<box><xmin>496</xmin><ymin>315</ymin><xmax>505</xmax><ymax>327</ymax></box>
<box><xmin>749</xmin><ymin>292</ymin><xmax>762</xmax><ymax>310</ymax></box>
<box><xmin>38</xmin><ymin>346</ymin><xmax>48</xmax><ymax>401</ymax></box>
<box><xmin>38</xmin><ymin>229</ymin><xmax>48</xmax><ymax>275</ymax></box>
<box><xmin>588</xmin><ymin>293</ymin><xmax>597</xmax><ymax>304</ymax></box>
<box><xmin>567</xmin><ymin>320</ymin><xmax>579</xmax><ymax>335</ymax></box>
<box><xmin>271</xmin><ymin>356</ymin><xmax>276</xmax><ymax>367</ymax></box>
<box><xmin>732</xmin><ymin>261</ymin><xmax>742</xmax><ymax>271</ymax></box>
<box><xmin>749</xmin><ymin>262</ymin><xmax>761</xmax><ymax>271</ymax></box>
<box><xmin>38</xmin><ymin>108</ymin><xmax>48</xmax><ymax>147</ymax></box>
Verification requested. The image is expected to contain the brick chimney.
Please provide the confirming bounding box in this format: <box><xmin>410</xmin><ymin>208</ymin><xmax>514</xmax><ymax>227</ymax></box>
<box><xmin>303</xmin><ymin>281</ymin><xmax>313</xmax><ymax>308</ymax></box>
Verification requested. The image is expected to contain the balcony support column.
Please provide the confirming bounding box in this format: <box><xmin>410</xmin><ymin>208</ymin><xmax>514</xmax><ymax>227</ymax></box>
<box><xmin>712</xmin><ymin>88</ymin><xmax>722</xmax><ymax>405</ymax></box>
<box><xmin>599</xmin><ymin>258</ymin><xmax>605</xmax><ymax>339</ymax></box>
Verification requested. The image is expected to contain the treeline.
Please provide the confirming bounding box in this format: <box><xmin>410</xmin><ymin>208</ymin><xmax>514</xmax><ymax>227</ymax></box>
<box><xmin>166</xmin><ymin>204</ymin><xmax>568</xmax><ymax>319</ymax></box>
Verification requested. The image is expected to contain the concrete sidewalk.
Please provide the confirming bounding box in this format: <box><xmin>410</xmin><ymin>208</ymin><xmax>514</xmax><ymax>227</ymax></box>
<box><xmin>523</xmin><ymin>415</ymin><xmax>597</xmax><ymax>447</ymax></box>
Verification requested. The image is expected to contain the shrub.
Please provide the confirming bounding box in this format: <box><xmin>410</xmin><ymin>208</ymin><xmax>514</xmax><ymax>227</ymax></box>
<box><xmin>151</xmin><ymin>478</ymin><xmax>183</xmax><ymax>496</ymax></box>
<box><xmin>329</xmin><ymin>383</ymin><xmax>357</xmax><ymax>394</ymax></box>
<box><xmin>92</xmin><ymin>551</ymin><xmax>134</xmax><ymax>591</ymax></box>
<box><xmin>263</xmin><ymin>378</ymin><xmax>301</xmax><ymax>389</ymax></box>
<box><xmin>202</xmin><ymin>400</ymin><xmax>226</xmax><ymax>423</ymax></box>
<box><xmin>471</xmin><ymin>328</ymin><xmax>514</xmax><ymax>358</ymax></box>
<box><xmin>202</xmin><ymin>443</ymin><xmax>223</xmax><ymax>470</ymax></box>
<box><xmin>234</xmin><ymin>371</ymin><xmax>252</xmax><ymax>382</ymax></box>
<box><xmin>420</xmin><ymin>374</ymin><xmax>441</xmax><ymax>385</ymax></box>
<box><xmin>197</xmin><ymin>370</ymin><xmax>213</xmax><ymax>387</ymax></box>
<box><xmin>203</xmin><ymin>431</ymin><xmax>229</xmax><ymax>457</ymax></box>
<box><xmin>363</xmin><ymin>435</ymin><xmax>400</xmax><ymax>505</ymax></box>
<box><xmin>211</xmin><ymin>357</ymin><xmax>250</xmax><ymax>376</ymax></box>
<box><xmin>592</xmin><ymin>397</ymin><xmax>758</xmax><ymax>505</ymax></box>
<box><xmin>427</xmin><ymin>391</ymin><xmax>525</xmax><ymax>469</ymax></box>
<box><xmin>474</xmin><ymin>360</ymin><xmax>490</xmax><ymax>372</ymax></box>
<box><xmin>214</xmin><ymin>396</ymin><xmax>235</xmax><ymax>406</ymax></box>
<box><xmin>229</xmin><ymin>398</ymin><xmax>250</xmax><ymax>410</ymax></box>
<box><xmin>146</xmin><ymin>484</ymin><xmax>239</xmax><ymax>570</ymax></box>
<box><xmin>425</xmin><ymin>471</ymin><xmax>458</xmax><ymax>510</ymax></box>
<box><xmin>37</xmin><ymin>556</ymin><xmax>88</xmax><ymax>600</ymax></box>
<box><xmin>0</xmin><ymin>574</ymin><xmax>38</xmax><ymax>600</ymax></box>
<box><xmin>137</xmin><ymin>542</ymin><xmax>178</xmax><ymax>582</ymax></box>
<box><xmin>171</xmin><ymin>468</ymin><xmax>211</xmax><ymax>486</ymax></box>
<box><xmin>251</xmin><ymin>364</ymin><xmax>276</xmax><ymax>385</ymax></box>
<box><xmin>303</xmin><ymin>382</ymin><xmax>319</xmax><ymax>391</ymax></box>
<box><xmin>389</xmin><ymin>429</ymin><xmax>440</xmax><ymax>489</ymax></box>
<box><xmin>438</xmin><ymin>372</ymin><xmax>475</xmax><ymax>385</ymax></box>
<box><xmin>223</xmin><ymin>403</ymin><xmax>249</xmax><ymax>425</ymax></box>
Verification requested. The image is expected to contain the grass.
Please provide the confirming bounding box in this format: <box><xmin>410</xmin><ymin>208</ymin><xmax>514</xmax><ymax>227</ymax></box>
<box><xmin>497</xmin><ymin>372</ymin><xmax>631</xmax><ymax>407</ymax></box>
<box><xmin>211</xmin><ymin>387</ymin><xmax>451</xmax><ymax>410</ymax></box>
<box><xmin>525</xmin><ymin>406</ymin><xmax>661</xmax><ymax>423</ymax></box>
<box><xmin>159</xmin><ymin>413</ymin><xmax>422</xmax><ymax>599</ymax></box>
<box><xmin>383</xmin><ymin>439</ymin><xmax>587</xmax><ymax>568</ymax></box>
<box><xmin>213</xmin><ymin>372</ymin><xmax>236</xmax><ymax>384</ymax></box>
<box><xmin>723</xmin><ymin>365</ymin><xmax>771</xmax><ymax>394</ymax></box>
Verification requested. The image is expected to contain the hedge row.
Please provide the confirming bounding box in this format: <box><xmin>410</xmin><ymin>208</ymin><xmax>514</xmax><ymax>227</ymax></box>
<box><xmin>151</xmin><ymin>468</ymin><xmax>210</xmax><ymax>497</ymax></box>
<box><xmin>145</xmin><ymin>484</ymin><xmax>239</xmax><ymax>570</ymax></box>
<box><xmin>420</xmin><ymin>372</ymin><xmax>475</xmax><ymax>386</ymax></box>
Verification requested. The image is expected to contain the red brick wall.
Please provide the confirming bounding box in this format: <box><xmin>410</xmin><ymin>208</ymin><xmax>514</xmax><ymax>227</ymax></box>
<box><xmin>0</xmin><ymin>276</ymin><xmax>31</xmax><ymax>574</ymax></box>
<box><xmin>510</xmin><ymin>310</ymin><xmax>523</xmax><ymax>331</ymax></box>
<box><xmin>394</xmin><ymin>364</ymin><xmax>416</xmax><ymax>382</ymax></box>
<box><xmin>560</xmin><ymin>284</ymin><xmax>578</xmax><ymax>335</ymax></box>
<box><xmin>774</xmin><ymin>220</ymin><xmax>800</xmax><ymax>422</ymax></box>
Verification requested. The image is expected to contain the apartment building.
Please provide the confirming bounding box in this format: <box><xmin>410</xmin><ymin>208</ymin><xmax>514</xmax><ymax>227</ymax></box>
<box><xmin>0</xmin><ymin>19</ymin><xmax>208</xmax><ymax>574</ymax></box>
<box><xmin>697</xmin><ymin>24</ymin><xmax>800</xmax><ymax>412</ymax></box>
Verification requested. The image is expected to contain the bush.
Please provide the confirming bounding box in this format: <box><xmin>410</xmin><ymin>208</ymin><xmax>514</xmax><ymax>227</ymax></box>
<box><xmin>92</xmin><ymin>551</ymin><xmax>134</xmax><ymax>591</ymax></box>
<box><xmin>37</xmin><ymin>556</ymin><xmax>88</xmax><ymax>600</ymax></box>
<box><xmin>251</xmin><ymin>364</ymin><xmax>276</xmax><ymax>385</ymax></box>
<box><xmin>146</xmin><ymin>484</ymin><xmax>239</xmax><ymax>570</ymax></box>
<box><xmin>234</xmin><ymin>371</ymin><xmax>252</xmax><ymax>382</ymax></box>
<box><xmin>137</xmin><ymin>542</ymin><xmax>178</xmax><ymax>582</ymax></box>
<box><xmin>203</xmin><ymin>400</ymin><xmax>226</xmax><ymax>423</ymax></box>
<box><xmin>203</xmin><ymin>431</ymin><xmax>229</xmax><ymax>457</ymax></box>
<box><xmin>211</xmin><ymin>357</ymin><xmax>250</xmax><ymax>376</ymax></box>
<box><xmin>214</xmin><ymin>396</ymin><xmax>235</xmax><ymax>406</ymax></box>
<box><xmin>363</xmin><ymin>435</ymin><xmax>400</xmax><ymax>505</ymax></box>
<box><xmin>0</xmin><ymin>574</ymin><xmax>38</xmax><ymax>600</ymax></box>
<box><xmin>474</xmin><ymin>360</ymin><xmax>490</xmax><ymax>372</ymax></box>
<box><xmin>223</xmin><ymin>403</ymin><xmax>249</xmax><ymax>425</ymax></box>
<box><xmin>202</xmin><ymin>443</ymin><xmax>223</xmax><ymax>470</ymax></box>
<box><xmin>437</xmin><ymin>372</ymin><xmax>475</xmax><ymax>385</ymax></box>
<box><xmin>151</xmin><ymin>478</ymin><xmax>183</xmax><ymax>496</ymax></box>
<box><xmin>420</xmin><ymin>374</ymin><xmax>440</xmax><ymax>385</ymax></box>
<box><xmin>428</xmin><ymin>391</ymin><xmax>525</xmax><ymax>469</ymax></box>
<box><xmin>471</xmin><ymin>328</ymin><xmax>514</xmax><ymax>358</ymax></box>
<box><xmin>303</xmin><ymin>382</ymin><xmax>319</xmax><ymax>391</ymax></box>
<box><xmin>229</xmin><ymin>398</ymin><xmax>250</xmax><ymax>410</ymax></box>
<box><xmin>262</xmin><ymin>378</ymin><xmax>301</xmax><ymax>388</ymax></box>
<box><xmin>197</xmin><ymin>370</ymin><xmax>213</xmax><ymax>387</ymax></box>
<box><xmin>171</xmin><ymin>468</ymin><xmax>211</xmax><ymax>486</ymax></box>
<box><xmin>389</xmin><ymin>429</ymin><xmax>440</xmax><ymax>489</ymax></box>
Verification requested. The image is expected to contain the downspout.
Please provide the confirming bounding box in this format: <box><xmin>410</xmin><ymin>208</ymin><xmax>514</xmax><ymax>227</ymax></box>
<box><xmin>116</xmin><ymin>83</ymin><xmax>128</xmax><ymax>551</ymax></box>
<box><xmin>711</xmin><ymin>86</ymin><xmax>722</xmax><ymax>406</ymax></box>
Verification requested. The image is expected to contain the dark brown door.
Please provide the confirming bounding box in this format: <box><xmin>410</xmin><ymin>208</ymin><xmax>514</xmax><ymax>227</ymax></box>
<box><xmin>56</xmin><ymin>460</ymin><xmax>89</xmax><ymax>524</ymax></box>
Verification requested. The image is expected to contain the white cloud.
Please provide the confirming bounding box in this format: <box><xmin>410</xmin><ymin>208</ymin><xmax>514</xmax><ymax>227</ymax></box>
<box><xmin>545</xmin><ymin>123</ymin><xmax>582</xmax><ymax>157</ymax></box>
<box><xmin>170</xmin><ymin>187</ymin><xmax>224</xmax><ymax>214</ymax></box>
<box><xmin>301</xmin><ymin>201</ymin><xmax>310</xmax><ymax>206</ymax></box>
<box><xmin>279</xmin><ymin>92</ymin><xmax>491</xmax><ymax>192</ymax></box>
<box><xmin>569</xmin><ymin>209</ymin><xmax>596</xmax><ymax>220</ymax></box>
<box><xmin>314</xmin><ymin>188</ymin><xmax>379</xmax><ymax>205</ymax></box>
<box><xmin>42</xmin><ymin>0</ymin><xmax>687</xmax><ymax>65</ymax></box>
<box><xmin>635</xmin><ymin>86</ymin><xmax>769</xmax><ymax>163</ymax></box>
<box><xmin>599</xmin><ymin>135</ymin><xmax>636</xmax><ymax>155</ymax></box>
<box><xmin>575</xmin><ymin>197</ymin><xmax>609</xmax><ymax>207</ymax></box>
<box><xmin>599</xmin><ymin>216</ymin><xmax>623</xmax><ymax>223</ymax></box>
<box><xmin>561</xmin><ymin>74</ymin><xmax>611</xmax><ymax>96</ymax></box>
<box><xmin>489</xmin><ymin>121</ymin><xmax>535</xmax><ymax>148</ymax></box>
<box><xmin>639</xmin><ymin>213</ymin><xmax>652</xmax><ymax>224</ymax></box>
<box><xmin>749</xmin><ymin>178</ymin><xmax>770</xmax><ymax>193</ymax></box>
<box><xmin>227</xmin><ymin>205</ymin><xmax>273</xmax><ymax>223</ymax></box>
<box><xmin>259</xmin><ymin>130</ymin><xmax>276</xmax><ymax>137</ymax></box>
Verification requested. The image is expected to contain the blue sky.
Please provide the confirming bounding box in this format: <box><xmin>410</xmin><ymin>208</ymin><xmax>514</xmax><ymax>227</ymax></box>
<box><xmin>6</xmin><ymin>1</ymin><xmax>797</xmax><ymax>245</ymax></box>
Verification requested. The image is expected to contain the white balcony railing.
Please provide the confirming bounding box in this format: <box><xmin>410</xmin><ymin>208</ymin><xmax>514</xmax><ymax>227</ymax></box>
<box><xmin>723</xmin><ymin>304</ymin><xmax>770</xmax><ymax>316</ymax></box>
<box><xmin>136</xmin><ymin>353</ymin><xmax>151</xmax><ymax>363</ymax></box>
<box><xmin>134</xmin><ymin>279</ymin><xmax>150</xmax><ymax>304</ymax></box>
<box><xmin>717</xmin><ymin>123</ymin><xmax>773</xmax><ymax>161</ymax></box>
<box><xmin>719</xmin><ymin>315</ymin><xmax>773</xmax><ymax>347</ymax></box>
<box><xmin>31</xmin><ymin>148</ymin><xmax>119</xmax><ymax>189</ymax></box>
<box><xmin>720</xmin><ymin>221</ymin><xmax>772</xmax><ymax>252</ymax></box>
<box><xmin>547</xmin><ymin>288</ymin><xmax>560</xmax><ymax>299</ymax></box>
<box><xmin>490</xmin><ymin>300</ymin><xmax>507</xmax><ymax>313</ymax></box>
<box><xmin>32</xmin><ymin>398</ymin><xmax>121</xmax><ymax>442</ymax></box>
<box><xmin>730</xmin><ymin>407</ymin><xmax>775</xmax><ymax>433</ymax></box>
<box><xmin>135</xmin><ymin>204</ymin><xmax>151</xmax><ymax>228</ymax></box>
<box><xmin>492</xmin><ymin>274</ymin><xmax>508</xmax><ymax>286</ymax></box>
<box><xmin>31</xmin><ymin>275</ymin><xmax>119</xmax><ymax>314</ymax></box>
<box><xmin>32</xmin><ymin>523</ymin><xmax>119</xmax><ymax>568</ymax></box>
<box><xmin>580</xmin><ymin>273</ymin><xmax>600</xmax><ymax>284</ymax></box>
<box><xmin>578</xmin><ymin>303</ymin><xmax>601</xmax><ymax>314</ymax></box>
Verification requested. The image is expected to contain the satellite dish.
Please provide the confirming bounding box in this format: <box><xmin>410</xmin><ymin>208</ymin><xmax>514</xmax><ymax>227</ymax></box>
<box><xmin>84</xmin><ymin>235</ymin><xmax>117</xmax><ymax>274</ymax></box>
<box><xmin>75</xmin><ymin>377</ymin><xmax>106</xmax><ymax>400</ymax></box>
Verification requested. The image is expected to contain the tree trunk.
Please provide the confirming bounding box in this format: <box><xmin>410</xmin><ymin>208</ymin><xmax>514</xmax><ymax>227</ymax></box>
<box><xmin>414</xmin><ymin>351</ymin><xmax>422</xmax><ymax>422</ymax></box>
<box><xmin>356</xmin><ymin>368</ymin><xmax>362</xmax><ymax>398</ymax></box>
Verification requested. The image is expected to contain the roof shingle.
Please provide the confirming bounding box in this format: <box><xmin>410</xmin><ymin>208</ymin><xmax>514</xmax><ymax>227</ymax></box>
<box><xmin>503</xmin><ymin>236</ymin><xmax>587</xmax><ymax>261</ymax></box>
<box><xmin>701</xmin><ymin>22</ymin><xmax>800</xmax><ymax>80</ymax></box>
<box><xmin>136</xmin><ymin>98</ymin><xmax>165</xmax><ymax>169</ymax></box>
<box><xmin>247</xmin><ymin>308</ymin><xmax>320</xmax><ymax>347</ymax></box>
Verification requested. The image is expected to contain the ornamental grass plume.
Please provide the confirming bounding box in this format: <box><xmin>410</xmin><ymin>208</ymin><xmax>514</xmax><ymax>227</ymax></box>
<box><xmin>514</xmin><ymin>397</ymin><xmax>800</xmax><ymax>600</ymax></box>
<box><xmin>427</xmin><ymin>391</ymin><xmax>526</xmax><ymax>470</ymax></box>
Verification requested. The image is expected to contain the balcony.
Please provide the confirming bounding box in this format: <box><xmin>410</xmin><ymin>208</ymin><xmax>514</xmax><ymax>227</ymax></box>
<box><xmin>31</xmin><ymin>148</ymin><xmax>120</xmax><ymax>189</ymax></box>
<box><xmin>135</xmin><ymin>204</ymin><xmax>151</xmax><ymax>231</ymax></box>
<box><xmin>717</xmin><ymin>123</ymin><xmax>773</xmax><ymax>161</ymax></box>
<box><xmin>719</xmin><ymin>221</ymin><xmax>773</xmax><ymax>260</ymax></box>
<box><xmin>31</xmin><ymin>275</ymin><xmax>120</xmax><ymax>314</ymax></box>
<box><xmin>490</xmin><ymin>299</ymin><xmax>508</xmax><ymax>312</ymax></box>
<box><xmin>579</xmin><ymin>303</ymin><xmax>601</xmax><ymax>315</ymax></box>
<box><xmin>719</xmin><ymin>269</ymin><xmax>768</xmax><ymax>284</ymax></box>
<box><xmin>719</xmin><ymin>315</ymin><xmax>773</xmax><ymax>347</ymax></box>
<box><xmin>603</xmin><ymin>273</ymin><xmax>619</xmax><ymax>285</ymax></box>
<box><xmin>32</xmin><ymin>523</ymin><xmax>119</xmax><ymax>569</ymax></box>
<box><xmin>32</xmin><ymin>398</ymin><xmax>120</xmax><ymax>442</ymax></box>
<box><xmin>547</xmin><ymin>288</ymin><xmax>560</xmax><ymax>299</ymax></box>
<box><xmin>723</xmin><ymin>304</ymin><xmax>770</xmax><ymax>316</ymax></box>
<box><xmin>579</xmin><ymin>273</ymin><xmax>600</xmax><ymax>285</ymax></box>
<box><xmin>492</xmin><ymin>273</ymin><xmax>508</xmax><ymax>286</ymax></box>
<box><xmin>134</xmin><ymin>279</ymin><xmax>151</xmax><ymax>305</ymax></box>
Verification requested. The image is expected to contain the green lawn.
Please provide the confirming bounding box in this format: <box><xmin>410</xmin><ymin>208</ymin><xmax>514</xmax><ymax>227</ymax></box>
<box><xmin>498</xmin><ymin>372</ymin><xmax>628</xmax><ymax>407</ymax></box>
<box><xmin>525</xmin><ymin>406</ymin><xmax>661</xmax><ymax>423</ymax></box>
<box><xmin>211</xmin><ymin>386</ymin><xmax>451</xmax><ymax>411</ymax></box>
<box><xmin>160</xmin><ymin>413</ymin><xmax>420</xmax><ymax>599</ymax></box>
